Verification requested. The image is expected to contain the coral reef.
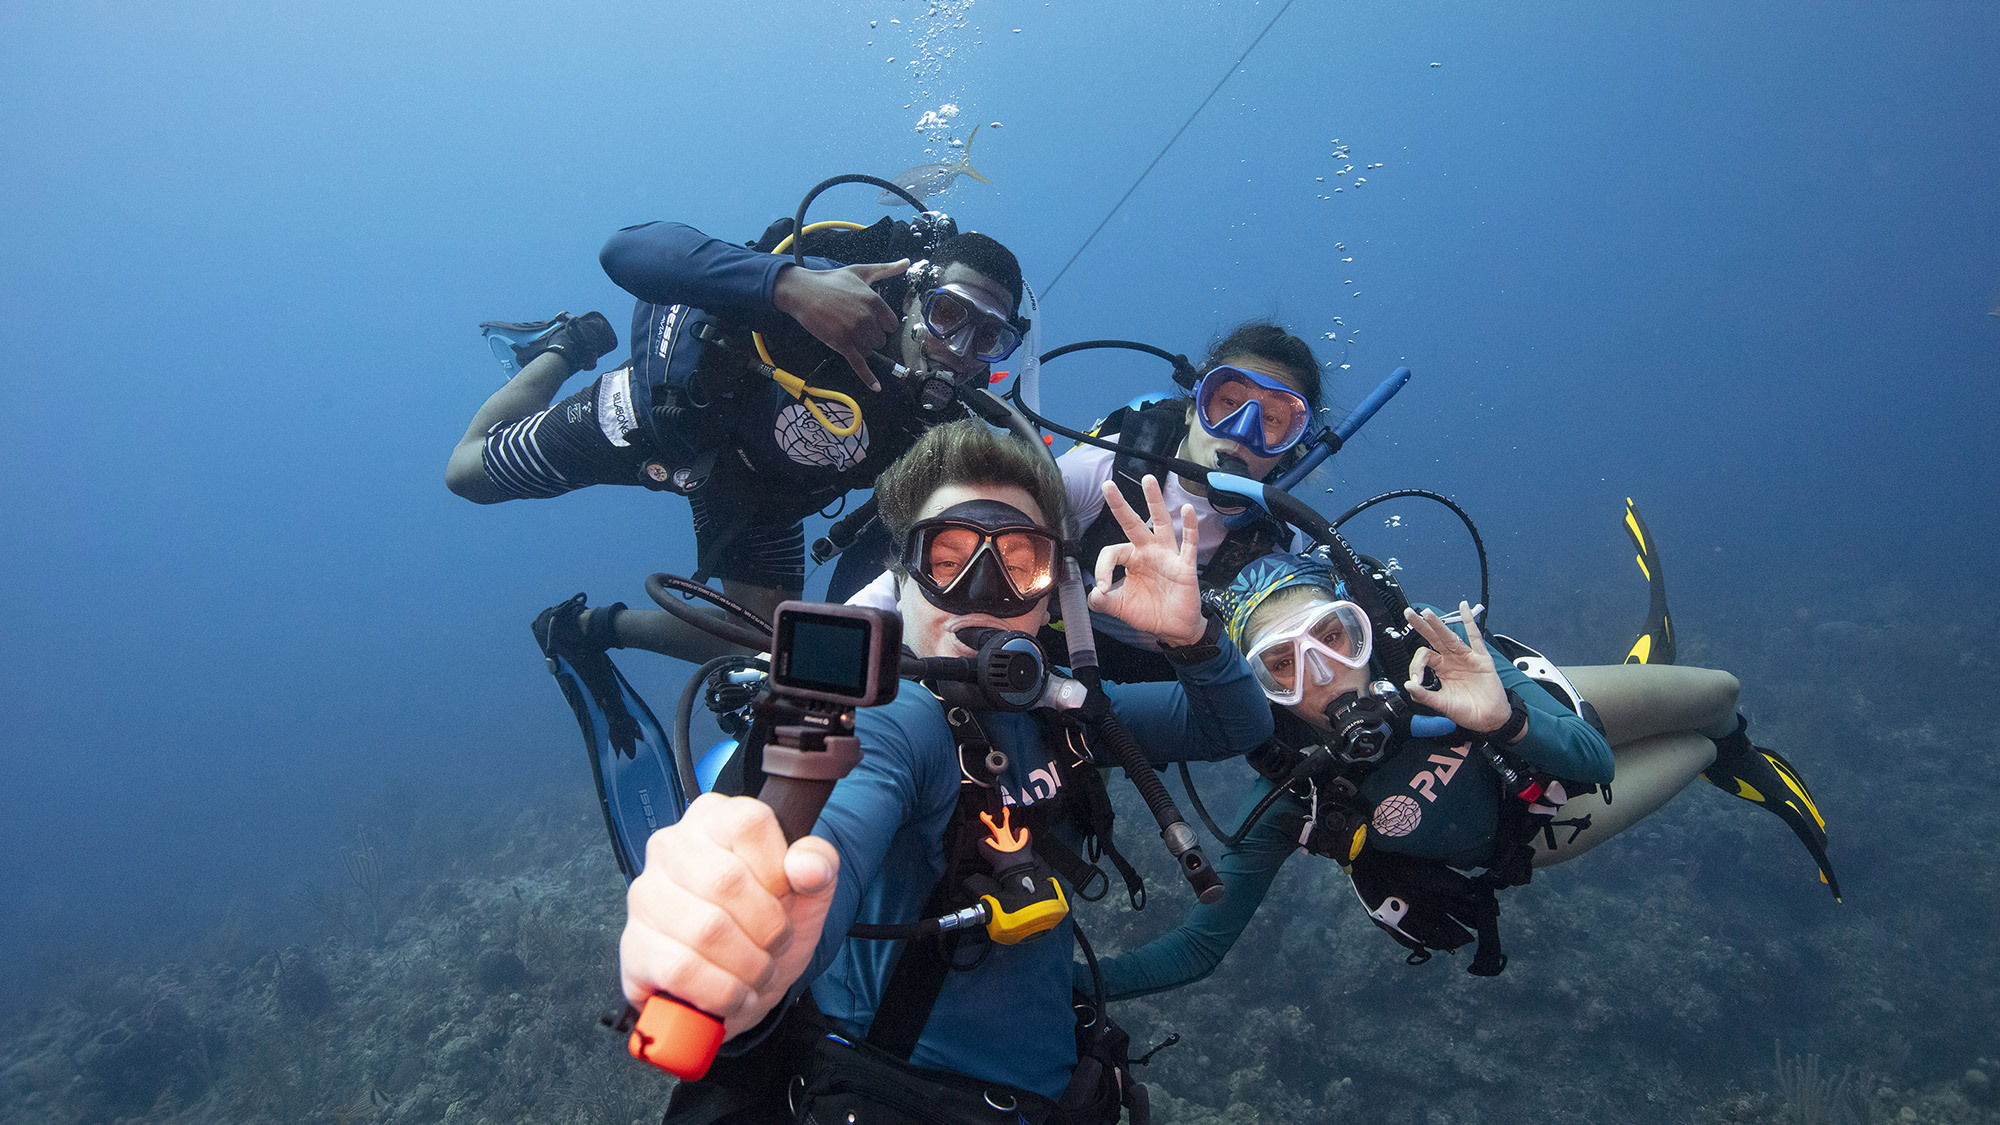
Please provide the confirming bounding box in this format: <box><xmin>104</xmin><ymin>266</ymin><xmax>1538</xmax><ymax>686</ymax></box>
<box><xmin>1</xmin><ymin>596</ymin><xmax>1995</xmax><ymax>1123</ymax></box>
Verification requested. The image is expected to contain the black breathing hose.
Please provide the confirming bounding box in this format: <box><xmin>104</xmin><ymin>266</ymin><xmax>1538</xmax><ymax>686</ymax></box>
<box><xmin>644</xmin><ymin>572</ymin><xmax>773</xmax><ymax>653</ymax></box>
<box><xmin>673</xmin><ymin>654</ymin><xmax>767</xmax><ymax>805</ymax></box>
<box><xmin>961</xmin><ymin>386</ymin><xmax>1224</xmax><ymax>905</ymax></box>
<box><xmin>1035</xmin><ymin>339</ymin><xmax>1199</xmax><ymax>387</ymax></box>
<box><xmin>789</xmin><ymin>174</ymin><xmax>928</xmax><ymax>266</ymax></box>
<box><xmin>1332</xmin><ymin>489</ymin><xmax>1491</xmax><ymax>622</ymax></box>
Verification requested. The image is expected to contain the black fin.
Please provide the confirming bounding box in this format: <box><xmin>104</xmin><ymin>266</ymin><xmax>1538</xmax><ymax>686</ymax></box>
<box><xmin>1705</xmin><ymin>718</ymin><xmax>1841</xmax><ymax>901</ymax></box>
<box><xmin>1621</xmin><ymin>497</ymin><xmax>1676</xmax><ymax>665</ymax></box>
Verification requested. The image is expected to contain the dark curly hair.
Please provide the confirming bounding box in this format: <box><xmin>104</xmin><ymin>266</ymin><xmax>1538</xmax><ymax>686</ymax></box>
<box><xmin>932</xmin><ymin>232</ymin><xmax>1024</xmax><ymax>314</ymax></box>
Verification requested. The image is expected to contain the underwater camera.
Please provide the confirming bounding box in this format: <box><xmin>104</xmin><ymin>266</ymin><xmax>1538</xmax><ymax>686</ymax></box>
<box><xmin>768</xmin><ymin>601</ymin><xmax>902</xmax><ymax>710</ymax></box>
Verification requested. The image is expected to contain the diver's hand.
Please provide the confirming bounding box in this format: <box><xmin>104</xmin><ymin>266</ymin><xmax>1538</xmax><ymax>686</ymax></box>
<box><xmin>620</xmin><ymin>794</ymin><xmax>840</xmax><ymax>1041</ymax></box>
<box><xmin>1402</xmin><ymin>602</ymin><xmax>1514</xmax><ymax>737</ymax></box>
<box><xmin>1087</xmin><ymin>475</ymin><xmax>1205</xmax><ymax>647</ymax></box>
<box><xmin>772</xmin><ymin>259</ymin><xmax>911</xmax><ymax>392</ymax></box>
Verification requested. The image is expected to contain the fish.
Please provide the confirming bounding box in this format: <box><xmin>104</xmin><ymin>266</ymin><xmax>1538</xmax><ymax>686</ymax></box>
<box><xmin>879</xmin><ymin>123</ymin><xmax>992</xmax><ymax>207</ymax></box>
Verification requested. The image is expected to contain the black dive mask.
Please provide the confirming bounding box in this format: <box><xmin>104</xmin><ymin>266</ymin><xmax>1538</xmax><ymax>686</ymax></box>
<box><xmin>903</xmin><ymin>500</ymin><xmax>1061</xmax><ymax>619</ymax></box>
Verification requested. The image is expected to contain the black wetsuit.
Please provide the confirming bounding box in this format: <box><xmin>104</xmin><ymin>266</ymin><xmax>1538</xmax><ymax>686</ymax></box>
<box><xmin>477</xmin><ymin>220</ymin><xmax>957</xmax><ymax>587</ymax></box>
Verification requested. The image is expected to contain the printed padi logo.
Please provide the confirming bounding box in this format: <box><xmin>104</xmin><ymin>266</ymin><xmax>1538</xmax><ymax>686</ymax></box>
<box><xmin>1372</xmin><ymin>794</ymin><xmax>1421</xmax><ymax>837</ymax></box>
<box><xmin>1406</xmin><ymin>742</ymin><xmax>1470</xmax><ymax>803</ymax></box>
<box><xmin>999</xmin><ymin>763</ymin><xmax>1063</xmax><ymax>808</ymax></box>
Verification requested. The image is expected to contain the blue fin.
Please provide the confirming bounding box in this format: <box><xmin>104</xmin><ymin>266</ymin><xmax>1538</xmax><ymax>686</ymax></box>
<box><xmin>480</xmin><ymin>316</ymin><xmax>567</xmax><ymax>378</ymax></box>
<box><xmin>533</xmin><ymin>596</ymin><xmax>688</xmax><ymax>881</ymax></box>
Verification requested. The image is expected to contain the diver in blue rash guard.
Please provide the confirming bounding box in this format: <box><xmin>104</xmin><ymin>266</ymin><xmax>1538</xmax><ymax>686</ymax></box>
<box><xmin>1088</xmin><ymin>552</ymin><xmax>1833</xmax><ymax>999</ymax></box>
<box><xmin>445</xmin><ymin>217</ymin><xmax>1028</xmax><ymax>664</ymax></box>
<box><xmin>618</xmin><ymin>420</ymin><xmax>1272</xmax><ymax>1123</ymax></box>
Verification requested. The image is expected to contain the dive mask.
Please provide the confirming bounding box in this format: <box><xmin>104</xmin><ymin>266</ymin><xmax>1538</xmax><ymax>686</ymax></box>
<box><xmin>1194</xmin><ymin>365</ymin><xmax>1312</xmax><ymax>458</ymax></box>
<box><xmin>904</xmin><ymin>499</ymin><xmax>1060</xmax><ymax>618</ymax></box>
<box><xmin>1243</xmin><ymin>599</ymin><xmax>1373</xmax><ymax>705</ymax></box>
<box><xmin>922</xmin><ymin>283</ymin><xmax>1025</xmax><ymax>362</ymax></box>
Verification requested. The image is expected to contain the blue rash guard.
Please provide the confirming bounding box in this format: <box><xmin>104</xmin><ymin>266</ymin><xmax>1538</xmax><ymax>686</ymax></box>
<box><xmin>746</xmin><ymin>644</ymin><xmax>1272</xmax><ymax>1099</ymax></box>
<box><xmin>1088</xmin><ymin>623</ymin><xmax>1613</xmax><ymax>1001</ymax></box>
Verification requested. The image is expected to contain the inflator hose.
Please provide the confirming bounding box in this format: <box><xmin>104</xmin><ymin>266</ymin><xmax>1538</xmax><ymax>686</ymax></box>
<box><xmin>961</xmin><ymin>385</ymin><xmax>1223</xmax><ymax>905</ymax></box>
<box><xmin>644</xmin><ymin>573</ymin><xmax>772</xmax><ymax>654</ymax></box>
<box><xmin>673</xmin><ymin>655</ymin><xmax>766</xmax><ymax>806</ymax></box>
<box><xmin>1086</xmin><ymin>689</ymin><xmax>1224</xmax><ymax>902</ymax></box>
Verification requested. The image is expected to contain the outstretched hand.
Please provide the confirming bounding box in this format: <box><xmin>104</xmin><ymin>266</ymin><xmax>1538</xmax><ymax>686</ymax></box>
<box><xmin>772</xmin><ymin>259</ymin><xmax>911</xmax><ymax>392</ymax></box>
<box><xmin>1402</xmin><ymin>602</ymin><xmax>1513</xmax><ymax>736</ymax></box>
<box><xmin>1086</xmin><ymin>475</ymin><xmax>1205</xmax><ymax>648</ymax></box>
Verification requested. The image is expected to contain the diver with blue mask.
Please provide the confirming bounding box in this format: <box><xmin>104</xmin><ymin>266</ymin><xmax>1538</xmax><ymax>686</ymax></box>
<box><xmin>1056</xmin><ymin>322</ymin><xmax>1325</xmax><ymax>681</ymax></box>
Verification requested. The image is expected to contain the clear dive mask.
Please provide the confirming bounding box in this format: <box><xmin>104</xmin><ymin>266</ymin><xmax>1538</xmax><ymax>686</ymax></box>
<box><xmin>922</xmin><ymin>283</ymin><xmax>1026</xmax><ymax>362</ymax></box>
<box><xmin>1242</xmin><ymin>599</ymin><xmax>1373</xmax><ymax>705</ymax></box>
<box><xmin>1194</xmin><ymin>364</ymin><xmax>1312</xmax><ymax>458</ymax></box>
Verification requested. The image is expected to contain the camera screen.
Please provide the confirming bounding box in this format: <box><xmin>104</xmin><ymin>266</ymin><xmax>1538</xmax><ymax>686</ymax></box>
<box><xmin>778</xmin><ymin>614</ymin><xmax>874</xmax><ymax>696</ymax></box>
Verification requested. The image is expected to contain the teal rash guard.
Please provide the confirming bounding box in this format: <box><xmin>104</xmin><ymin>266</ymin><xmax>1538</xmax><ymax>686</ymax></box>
<box><xmin>742</xmin><ymin>643</ymin><xmax>1273</xmax><ymax>1099</ymax></box>
<box><xmin>1087</xmin><ymin>624</ymin><xmax>1613</xmax><ymax>1001</ymax></box>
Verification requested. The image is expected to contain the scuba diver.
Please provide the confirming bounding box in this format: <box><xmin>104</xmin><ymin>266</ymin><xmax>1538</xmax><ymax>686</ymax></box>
<box><xmin>837</xmin><ymin>320</ymin><xmax>1326</xmax><ymax>682</ymax></box>
<box><xmin>444</xmin><ymin>181</ymin><xmax>1031</xmax><ymax>663</ymax></box>
<box><xmin>1085</xmin><ymin>548</ymin><xmax>1838</xmax><ymax>998</ymax></box>
<box><xmin>617</xmin><ymin>419</ymin><xmax>1274</xmax><ymax>1123</ymax></box>
<box><xmin>1055</xmin><ymin>322</ymin><xmax>1324</xmax><ymax>680</ymax></box>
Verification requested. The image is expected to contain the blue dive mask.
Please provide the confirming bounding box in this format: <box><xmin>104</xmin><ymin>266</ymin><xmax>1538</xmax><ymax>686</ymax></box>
<box><xmin>1193</xmin><ymin>365</ymin><xmax>1312</xmax><ymax>458</ymax></box>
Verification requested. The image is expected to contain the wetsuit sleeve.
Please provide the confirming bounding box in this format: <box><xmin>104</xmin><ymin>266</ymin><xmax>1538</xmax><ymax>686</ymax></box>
<box><xmin>1098</xmin><ymin>643</ymin><xmax>1274</xmax><ymax>765</ymax></box>
<box><xmin>1084</xmin><ymin>779</ymin><xmax>1300</xmax><ymax>1000</ymax></box>
<box><xmin>1439</xmin><ymin>617</ymin><xmax>1615</xmax><ymax>785</ymax></box>
<box><xmin>598</xmin><ymin>221</ymin><xmax>843</xmax><ymax>334</ymax></box>
<box><xmin>1494</xmin><ymin>651</ymin><xmax>1616</xmax><ymax>784</ymax></box>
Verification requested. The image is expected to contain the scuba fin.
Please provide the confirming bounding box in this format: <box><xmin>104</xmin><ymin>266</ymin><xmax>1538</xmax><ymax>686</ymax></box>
<box><xmin>532</xmin><ymin>595</ymin><xmax>688</xmax><ymax>881</ymax></box>
<box><xmin>480</xmin><ymin>311</ymin><xmax>619</xmax><ymax>378</ymax></box>
<box><xmin>1704</xmin><ymin>716</ymin><xmax>1841</xmax><ymax>901</ymax></box>
<box><xmin>1616</xmin><ymin>501</ymin><xmax>1837</xmax><ymax>899</ymax></box>
<box><xmin>1621</xmin><ymin>497</ymin><xmax>1676</xmax><ymax>665</ymax></box>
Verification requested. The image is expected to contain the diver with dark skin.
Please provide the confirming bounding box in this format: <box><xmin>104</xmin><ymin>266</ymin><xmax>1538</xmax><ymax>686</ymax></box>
<box><xmin>445</xmin><ymin>220</ymin><xmax>1028</xmax><ymax>664</ymax></box>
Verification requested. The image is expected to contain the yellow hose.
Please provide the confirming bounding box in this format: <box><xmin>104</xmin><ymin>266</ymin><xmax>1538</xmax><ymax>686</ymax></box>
<box><xmin>755</xmin><ymin>220</ymin><xmax>873</xmax><ymax>437</ymax></box>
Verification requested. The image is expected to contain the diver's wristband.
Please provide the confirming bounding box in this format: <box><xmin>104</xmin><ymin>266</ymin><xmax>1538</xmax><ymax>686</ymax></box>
<box><xmin>1161</xmin><ymin>604</ymin><xmax>1226</xmax><ymax>666</ymax></box>
<box><xmin>1474</xmin><ymin>689</ymin><xmax>1529</xmax><ymax>745</ymax></box>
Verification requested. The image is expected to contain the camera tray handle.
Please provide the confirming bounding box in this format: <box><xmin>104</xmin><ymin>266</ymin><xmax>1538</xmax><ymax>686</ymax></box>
<box><xmin>627</xmin><ymin>700</ymin><xmax>865</xmax><ymax>1082</ymax></box>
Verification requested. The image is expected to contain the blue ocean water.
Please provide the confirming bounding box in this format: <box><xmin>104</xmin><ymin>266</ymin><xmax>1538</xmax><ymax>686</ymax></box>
<box><xmin>3</xmin><ymin>0</ymin><xmax>1997</xmax><ymax>1117</ymax></box>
